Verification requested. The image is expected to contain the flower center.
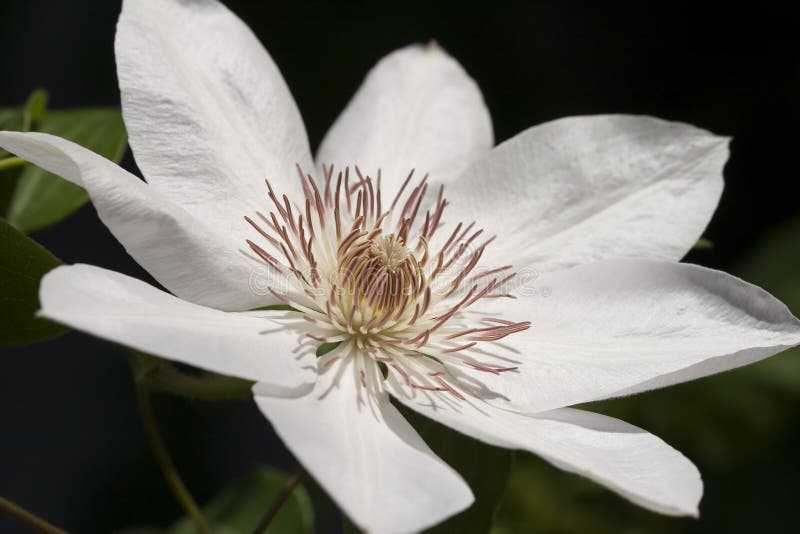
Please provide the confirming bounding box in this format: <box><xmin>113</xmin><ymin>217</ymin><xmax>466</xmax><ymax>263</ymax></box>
<box><xmin>244</xmin><ymin>164</ymin><xmax>530</xmax><ymax>401</ymax></box>
<box><xmin>369</xmin><ymin>234</ymin><xmax>411</xmax><ymax>271</ymax></box>
<box><xmin>338</xmin><ymin>233</ymin><xmax>424</xmax><ymax>316</ymax></box>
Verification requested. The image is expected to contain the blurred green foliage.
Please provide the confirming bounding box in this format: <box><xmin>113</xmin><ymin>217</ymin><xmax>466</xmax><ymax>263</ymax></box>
<box><xmin>0</xmin><ymin>217</ymin><xmax>67</xmax><ymax>345</ymax></box>
<box><xmin>0</xmin><ymin>108</ymin><xmax>24</xmax><ymax>214</ymax></box>
<box><xmin>398</xmin><ymin>405</ymin><xmax>513</xmax><ymax>534</ymax></box>
<box><xmin>120</xmin><ymin>466</ymin><xmax>314</xmax><ymax>534</ymax></box>
<box><xmin>0</xmin><ymin>91</ymin><xmax>127</xmax><ymax>233</ymax></box>
<box><xmin>492</xmin><ymin>218</ymin><xmax>800</xmax><ymax>533</ymax></box>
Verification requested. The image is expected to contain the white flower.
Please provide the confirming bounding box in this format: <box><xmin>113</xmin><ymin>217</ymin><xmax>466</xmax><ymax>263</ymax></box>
<box><xmin>2</xmin><ymin>0</ymin><xmax>799</xmax><ymax>532</ymax></box>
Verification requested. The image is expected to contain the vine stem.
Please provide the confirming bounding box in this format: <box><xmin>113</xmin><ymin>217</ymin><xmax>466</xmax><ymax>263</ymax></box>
<box><xmin>0</xmin><ymin>156</ymin><xmax>26</xmax><ymax>171</ymax></box>
<box><xmin>0</xmin><ymin>496</ymin><xmax>66</xmax><ymax>534</ymax></box>
<box><xmin>131</xmin><ymin>351</ymin><xmax>253</xmax><ymax>401</ymax></box>
<box><xmin>136</xmin><ymin>383</ymin><xmax>210</xmax><ymax>534</ymax></box>
<box><xmin>144</xmin><ymin>363</ymin><xmax>253</xmax><ymax>400</ymax></box>
<box><xmin>253</xmin><ymin>466</ymin><xmax>306</xmax><ymax>534</ymax></box>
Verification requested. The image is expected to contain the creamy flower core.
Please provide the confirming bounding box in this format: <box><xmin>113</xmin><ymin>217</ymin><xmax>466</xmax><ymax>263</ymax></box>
<box><xmin>339</xmin><ymin>232</ymin><xmax>425</xmax><ymax>315</ymax></box>
<box><xmin>246</xmin><ymin>165</ymin><xmax>529</xmax><ymax>399</ymax></box>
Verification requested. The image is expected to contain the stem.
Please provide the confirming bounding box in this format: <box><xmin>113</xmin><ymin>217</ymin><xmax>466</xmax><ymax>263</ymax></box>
<box><xmin>253</xmin><ymin>467</ymin><xmax>305</xmax><ymax>534</ymax></box>
<box><xmin>144</xmin><ymin>364</ymin><xmax>254</xmax><ymax>400</ymax></box>
<box><xmin>0</xmin><ymin>157</ymin><xmax>27</xmax><ymax>172</ymax></box>
<box><xmin>131</xmin><ymin>351</ymin><xmax>253</xmax><ymax>400</ymax></box>
<box><xmin>0</xmin><ymin>496</ymin><xmax>66</xmax><ymax>534</ymax></box>
<box><xmin>136</xmin><ymin>383</ymin><xmax>210</xmax><ymax>534</ymax></box>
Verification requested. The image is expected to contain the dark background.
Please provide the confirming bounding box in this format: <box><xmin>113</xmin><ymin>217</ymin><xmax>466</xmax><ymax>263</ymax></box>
<box><xmin>1</xmin><ymin>0</ymin><xmax>799</xmax><ymax>532</ymax></box>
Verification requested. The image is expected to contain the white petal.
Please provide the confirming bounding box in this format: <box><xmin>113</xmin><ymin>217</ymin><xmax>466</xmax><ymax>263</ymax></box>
<box><xmin>116</xmin><ymin>0</ymin><xmax>313</xmax><ymax>240</ymax></box>
<box><xmin>463</xmin><ymin>259</ymin><xmax>800</xmax><ymax>412</ymax></box>
<box><xmin>255</xmin><ymin>355</ymin><xmax>473</xmax><ymax>534</ymax></box>
<box><xmin>40</xmin><ymin>264</ymin><xmax>315</xmax><ymax>394</ymax></box>
<box><xmin>316</xmin><ymin>43</ymin><xmax>493</xmax><ymax>193</ymax></box>
<box><xmin>388</xmin><ymin>383</ymin><xmax>702</xmax><ymax>517</ymax></box>
<box><xmin>0</xmin><ymin>131</ymin><xmax>284</xmax><ymax>311</ymax></box>
<box><xmin>446</xmin><ymin>115</ymin><xmax>727</xmax><ymax>269</ymax></box>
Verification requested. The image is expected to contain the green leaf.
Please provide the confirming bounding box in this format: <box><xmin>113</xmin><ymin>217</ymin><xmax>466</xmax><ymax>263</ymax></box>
<box><xmin>0</xmin><ymin>109</ymin><xmax>23</xmax><ymax>128</ymax></box>
<box><xmin>169</xmin><ymin>466</ymin><xmax>314</xmax><ymax>534</ymax></box>
<box><xmin>316</xmin><ymin>342</ymin><xmax>340</xmax><ymax>357</ymax></box>
<box><xmin>0</xmin><ymin>108</ymin><xmax>24</xmax><ymax>158</ymax></box>
<box><xmin>693</xmin><ymin>236</ymin><xmax>713</xmax><ymax>249</ymax></box>
<box><xmin>0</xmin><ymin>217</ymin><xmax>68</xmax><ymax>345</ymax></box>
<box><xmin>6</xmin><ymin>107</ymin><xmax>127</xmax><ymax>233</ymax></box>
<box><xmin>397</xmin><ymin>404</ymin><xmax>513</xmax><ymax>534</ymax></box>
<box><xmin>22</xmin><ymin>89</ymin><xmax>49</xmax><ymax>131</ymax></box>
<box><xmin>0</xmin><ymin>108</ymin><xmax>25</xmax><ymax>213</ymax></box>
<box><xmin>2</xmin><ymin>88</ymin><xmax>47</xmax><ymax>215</ymax></box>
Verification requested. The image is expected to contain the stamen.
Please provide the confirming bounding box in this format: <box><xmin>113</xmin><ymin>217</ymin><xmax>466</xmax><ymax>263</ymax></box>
<box><xmin>244</xmin><ymin>164</ymin><xmax>531</xmax><ymax>405</ymax></box>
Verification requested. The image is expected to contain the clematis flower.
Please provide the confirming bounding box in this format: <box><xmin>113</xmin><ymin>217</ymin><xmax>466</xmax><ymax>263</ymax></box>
<box><xmin>2</xmin><ymin>0</ymin><xmax>799</xmax><ymax>532</ymax></box>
